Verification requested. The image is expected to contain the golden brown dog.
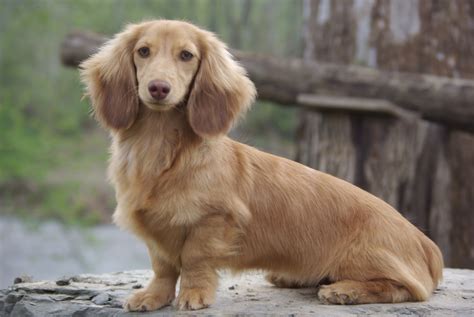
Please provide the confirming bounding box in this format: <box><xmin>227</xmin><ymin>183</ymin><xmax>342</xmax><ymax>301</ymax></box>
<box><xmin>80</xmin><ymin>20</ymin><xmax>443</xmax><ymax>312</ymax></box>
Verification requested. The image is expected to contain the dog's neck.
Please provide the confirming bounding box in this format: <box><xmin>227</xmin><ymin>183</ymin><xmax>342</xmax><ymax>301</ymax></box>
<box><xmin>120</xmin><ymin>105</ymin><xmax>195</xmax><ymax>143</ymax></box>
<box><xmin>109</xmin><ymin>105</ymin><xmax>208</xmax><ymax>184</ymax></box>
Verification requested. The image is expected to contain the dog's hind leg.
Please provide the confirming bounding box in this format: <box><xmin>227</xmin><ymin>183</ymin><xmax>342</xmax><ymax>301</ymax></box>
<box><xmin>266</xmin><ymin>274</ymin><xmax>304</xmax><ymax>288</ymax></box>
<box><xmin>266</xmin><ymin>273</ymin><xmax>324</xmax><ymax>289</ymax></box>
<box><xmin>317</xmin><ymin>279</ymin><xmax>412</xmax><ymax>304</ymax></box>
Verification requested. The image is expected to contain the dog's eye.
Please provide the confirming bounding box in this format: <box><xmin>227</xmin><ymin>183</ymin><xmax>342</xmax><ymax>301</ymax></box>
<box><xmin>180</xmin><ymin>50</ymin><xmax>193</xmax><ymax>61</ymax></box>
<box><xmin>137</xmin><ymin>47</ymin><xmax>150</xmax><ymax>58</ymax></box>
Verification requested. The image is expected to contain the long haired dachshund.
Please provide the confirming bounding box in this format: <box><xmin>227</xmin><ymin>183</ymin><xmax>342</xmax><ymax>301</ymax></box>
<box><xmin>80</xmin><ymin>20</ymin><xmax>443</xmax><ymax>311</ymax></box>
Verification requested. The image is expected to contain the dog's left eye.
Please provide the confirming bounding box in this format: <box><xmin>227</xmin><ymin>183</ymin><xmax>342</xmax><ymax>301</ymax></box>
<box><xmin>180</xmin><ymin>50</ymin><xmax>194</xmax><ymax>61</ymax></box>
<box><xmin>137</xmin><ymin>47</ymin><xmax>150</xmax><ymax>58</ymax></box>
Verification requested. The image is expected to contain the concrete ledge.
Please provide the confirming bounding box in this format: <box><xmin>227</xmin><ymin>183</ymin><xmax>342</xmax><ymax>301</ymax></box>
<box><xmin>1</xmin><ymin>269</ymin><xmax>473</xmax><ymax>316</ymax></box>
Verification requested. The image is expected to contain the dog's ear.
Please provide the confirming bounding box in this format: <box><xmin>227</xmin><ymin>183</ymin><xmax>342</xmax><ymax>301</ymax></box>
<box><xmin>187</xmin><ymin>32</ymin><xmax>256</xmax><ymax>138</ymax></box>
<box><xmin>80</xmin><ymin>24</ymin><xmax>141</xmax><ymax>130</ymax></box>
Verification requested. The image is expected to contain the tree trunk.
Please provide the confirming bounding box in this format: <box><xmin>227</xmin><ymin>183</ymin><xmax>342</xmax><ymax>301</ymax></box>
<box><xmin>297</xmin><ymin>0</ymin><xmax>474</xmax><ymax>268</ymax></box>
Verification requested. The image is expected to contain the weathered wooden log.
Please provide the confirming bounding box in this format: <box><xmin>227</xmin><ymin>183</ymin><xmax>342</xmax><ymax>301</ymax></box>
<box><xmin>60</xmin><ymin>30</ymin><xmax>108</xmax><ymax>68</ymax></box>
<box><xmin>61</xmin><ymin>31</ymin><xmax>474</xmax><ymax>133</ymax></box>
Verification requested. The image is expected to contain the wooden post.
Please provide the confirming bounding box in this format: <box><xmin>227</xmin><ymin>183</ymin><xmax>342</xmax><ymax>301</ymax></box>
<box><xmin>297</xmin><ymin>0</ymin><xmax>474</xmax><ymax>268</ymax></box>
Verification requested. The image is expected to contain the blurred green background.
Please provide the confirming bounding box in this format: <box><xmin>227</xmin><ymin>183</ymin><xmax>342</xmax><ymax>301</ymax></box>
<box><xmin>0</xmin><ymin>0</ymin><xmax>303</xmax><ymax>225</ymax></box>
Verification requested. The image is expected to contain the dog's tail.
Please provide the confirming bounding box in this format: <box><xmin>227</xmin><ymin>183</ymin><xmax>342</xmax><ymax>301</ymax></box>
<box><xmin>421</xmin><ymin>235</ymin><xmax>444</xmax><ymax>292</ymax></box>
<box><xmin>388</xmin><ymin>234</ymin><xmax>443</xmax><ymax>301</ymax></box>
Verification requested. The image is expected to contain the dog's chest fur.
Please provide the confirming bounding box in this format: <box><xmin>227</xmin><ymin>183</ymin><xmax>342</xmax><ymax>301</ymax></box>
<box><xmin>107</xmin><ymin>112</ymin><xmax>207</xmax><ymax>260</ymax></box>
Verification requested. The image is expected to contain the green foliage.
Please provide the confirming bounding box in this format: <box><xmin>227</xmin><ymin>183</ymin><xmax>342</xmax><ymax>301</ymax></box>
<box><xmin>239</xmin><ymin>102</ymin><xmax>298</xmax><ymax>157</ymax></box>
<box><xmin>0</xmin><ymin>103</ymin><xmax>49</xmax><ymax>181</ymax></box>
<box><xmin>0</xmin><ymin>0</ymin><xmax>303</xmax><ymax>225</ymax></box>
<box><xmin>36</xmin><ymin>183</ymin><xmax>104</xmax><ymax>226</ymax></box>
<box><xmin>245</xmin><ymin>102</ymin><xmax>298</xmax><ymax>139</ymax></box>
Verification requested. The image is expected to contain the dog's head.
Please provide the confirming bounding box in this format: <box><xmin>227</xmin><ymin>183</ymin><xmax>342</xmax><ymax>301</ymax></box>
<box><xmin>80</xmin><ymin>20</ymin><xmax>256</xmax><ymax>138</ymax></box>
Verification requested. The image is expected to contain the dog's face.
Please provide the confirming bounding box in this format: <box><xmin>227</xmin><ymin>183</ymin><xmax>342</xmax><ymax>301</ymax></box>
<box><xmin>80</xmin><ymin>20</ymin><xmax>256</xmax><ymax>138</ymax></box>
<box><xmin>133</xmin><ymin>22</ymin><xmax>200</xmax><ymax>111</ymax></box>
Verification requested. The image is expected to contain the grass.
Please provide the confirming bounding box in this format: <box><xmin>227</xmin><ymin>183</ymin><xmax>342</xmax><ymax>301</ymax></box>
<box><xmin>0</xmin><ymin>126</ymin><xmax>114</xmax><ymax>227</ymax></box>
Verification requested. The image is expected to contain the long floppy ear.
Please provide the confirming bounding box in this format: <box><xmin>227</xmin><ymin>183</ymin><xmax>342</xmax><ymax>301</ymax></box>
<box><xmin>80</xmin><ymin>24</ymin><xmax>141</xmax><ymax>130</ymax></box>
<box><xmin>188</xmin><ymin>31</ymin><xmax>257</xmax><ymax>138</ymax></box>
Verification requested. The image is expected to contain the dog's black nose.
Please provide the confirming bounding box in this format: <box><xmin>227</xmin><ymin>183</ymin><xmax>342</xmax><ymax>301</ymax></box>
<box><xmin>148</xmin><ymin>80</ymin><xmax>171</xmax><ymax>101</ymax></box>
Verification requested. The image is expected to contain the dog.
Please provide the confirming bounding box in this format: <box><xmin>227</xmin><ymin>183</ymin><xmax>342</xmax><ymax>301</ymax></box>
<box><xmin>80</xmin><ymin>20</ymin><xmax>443</xmax><ymax>311</ymax></box>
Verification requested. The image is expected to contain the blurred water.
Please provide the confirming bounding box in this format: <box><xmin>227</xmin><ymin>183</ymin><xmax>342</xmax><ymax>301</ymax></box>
<box><xmin>0</xmin><ymin>217</ymin><xmax>149</xmax><ymax>288</ymax></box>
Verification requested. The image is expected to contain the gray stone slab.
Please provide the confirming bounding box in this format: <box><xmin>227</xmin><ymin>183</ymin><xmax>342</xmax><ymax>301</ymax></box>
<box><xmin>1</xmin><ymin>269</ymin><xmax>473</xmax><ymax>316</ymax></box>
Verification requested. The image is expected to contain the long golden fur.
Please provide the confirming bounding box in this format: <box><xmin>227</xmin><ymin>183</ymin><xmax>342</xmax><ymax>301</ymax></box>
<box><xmin>80</xmin><ymin>20</ymin><xmax>443</xmax><ymax>312</ymax></box>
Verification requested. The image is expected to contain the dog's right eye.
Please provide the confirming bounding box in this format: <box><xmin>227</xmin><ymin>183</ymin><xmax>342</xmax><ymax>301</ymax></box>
<box><xmin>137</xmin><ymin>47</ymin><xmax>150</xmax><ymax>58</ymax></box>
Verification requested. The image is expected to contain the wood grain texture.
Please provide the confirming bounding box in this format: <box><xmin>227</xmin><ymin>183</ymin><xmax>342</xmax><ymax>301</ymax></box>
<box><xmin>298</xmin><ymin>0</ymin><xmax>473</xmax><ymax>268</ymax></box>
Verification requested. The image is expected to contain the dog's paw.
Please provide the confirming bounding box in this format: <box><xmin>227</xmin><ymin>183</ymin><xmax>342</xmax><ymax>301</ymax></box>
<box><xmin>318</xmin><ymin>285</ymin><xmax>357</xmax><ymax>305</ymax></box>
<box><xmin>176</xmin><ymin>288</ymin><xmax>214</xmax><ymax>310</ymax></box>
<box><xmin>124</xmin><ymin>288</ymin><xmax>174</xmax><ymax>312</ymax></box>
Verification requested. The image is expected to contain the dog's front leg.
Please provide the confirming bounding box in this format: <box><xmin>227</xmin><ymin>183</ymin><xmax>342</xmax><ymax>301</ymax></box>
<box><xmin>125</xmin><ymin>243</ymin><xmax>179</xmax><ymax>312</ymax></box>
<box><xmin>176</xmin><ymin>216</ymin><xmax>230</xmax><ymax>310</ymax></box>
<box><xmin>176</xmin><ymin>258</ymin><xmax>218</xmax><ymax>310</ymax></box>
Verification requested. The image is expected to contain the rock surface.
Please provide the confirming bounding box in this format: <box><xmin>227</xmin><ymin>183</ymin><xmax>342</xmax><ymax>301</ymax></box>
<box><xmin>0</xmin><ymin>269</ymin><xmax>473</xmax><ymax>316</ymax></box>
